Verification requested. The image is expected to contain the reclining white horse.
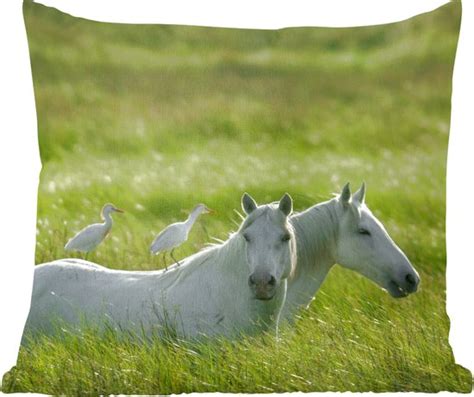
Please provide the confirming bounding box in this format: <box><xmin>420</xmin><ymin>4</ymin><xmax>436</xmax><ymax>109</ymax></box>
<box><xmin>23</xmin><ymin>194</ymin><xmax>296</xmax><ymax>340</ymax></box>
<box><xmin>282</xmin><ymin>182</ymin><xmax>420</xmax><ymax>321</ymax></box>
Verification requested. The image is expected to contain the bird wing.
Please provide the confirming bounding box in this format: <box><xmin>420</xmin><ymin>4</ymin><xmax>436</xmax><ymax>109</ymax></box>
<box><xmin>150</xmin><ymin>223</ymin><xmax>186</xmax><ymax>254</ymax></box>
<box><xmin>65</xmin><ymin>223</ymin><xmax>108</xmax><ymax>252</ymax></box>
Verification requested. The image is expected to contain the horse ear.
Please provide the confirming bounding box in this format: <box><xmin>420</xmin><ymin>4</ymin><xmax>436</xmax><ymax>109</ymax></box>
<box><xmin>241</xmin><ymin>193</ymin><xmax>258</xmax><ymax>215</ymax></box>
<box><xmin>340</xmin><ymin>182</ymin><xmax>351</xmax><ymax>206</ymax></box>
<box><xmin>353</xmin><ymin>182</ymin><xmax>366</xmax><ymax>204</ymax></box>
<box><xmin>279</xmin><ymin>193</ymin><xmax>293</xmax><ymax>216</ymax></box>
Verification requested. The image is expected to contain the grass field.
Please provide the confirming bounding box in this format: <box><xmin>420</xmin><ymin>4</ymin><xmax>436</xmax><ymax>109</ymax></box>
<box><xmin>2</xmin><ymin>1</ymin><xmax>472</xmax><ymax>394</ymax></box>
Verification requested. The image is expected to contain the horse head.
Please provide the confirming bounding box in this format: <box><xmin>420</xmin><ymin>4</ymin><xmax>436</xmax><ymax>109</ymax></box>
<box><xmin>239</xmin><ymin>193</ymin><xmax>297</xmax><ymax>301</ymax></box>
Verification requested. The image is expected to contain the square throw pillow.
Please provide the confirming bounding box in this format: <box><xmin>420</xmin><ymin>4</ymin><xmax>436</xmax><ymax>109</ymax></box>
<box><xmin>2</xmin><ymin>1</ymin><xmax>471</xmax><ymax>394</ymax></box>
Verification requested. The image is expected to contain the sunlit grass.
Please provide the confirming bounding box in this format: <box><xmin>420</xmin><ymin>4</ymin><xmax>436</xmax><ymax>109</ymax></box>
<box><xmin>2</xmin><ymin>1</ymin><xmax>471</xmax><ymax>394</ymax></box>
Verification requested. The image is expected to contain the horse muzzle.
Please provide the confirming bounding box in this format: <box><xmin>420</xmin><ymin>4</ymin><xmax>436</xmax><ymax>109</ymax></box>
<box><xmin>387</xmin><ymin>271</ymin><xmax>420</xmax><ymax>298</ymax></box>
<box><xmin>248</xmin><ymin>272</ymin><xmax>277</xmax><ymax>301</ymax></box>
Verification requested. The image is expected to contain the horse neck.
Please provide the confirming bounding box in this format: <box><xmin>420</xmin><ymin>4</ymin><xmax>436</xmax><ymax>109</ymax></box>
<box><xmin>292</xmin><ymin>198</ymin><xmax>339</xmax><ymax>269</ymax></box>
<box><xmin>214</xmin><ymin>234</ymin><xmax>249</xmax><ymax>279</ymax></box>
<box><xmin>284</xmin><ymin>199</ymin><xmax>340</xmax><ymax>316</ymax></box>
<box><xmin>182</xmin><ymin>233</ymin><xmax>248</xmax><ymax>281</ymax></box>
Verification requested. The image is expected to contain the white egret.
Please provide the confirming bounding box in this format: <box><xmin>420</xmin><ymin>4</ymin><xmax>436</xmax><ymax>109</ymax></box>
<box><xmin>150</xmin><ymin>203</ymin><xmax>213</xmax><ymax>269</ymax></box>
<box><xmin>64</xmin><ymin>203</ymin><xmax>124</xmax><ymax>255</ymax></box>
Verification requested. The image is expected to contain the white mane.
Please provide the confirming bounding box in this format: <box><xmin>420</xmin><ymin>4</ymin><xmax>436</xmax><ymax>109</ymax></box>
<box><xmin>175</xmin><ymin>203</ymin><xmax>297</xmax><ymax>274</ymax></box>
<box><xmin>291</xmin><ymin>198</ymin><xmax>340</xmax><ymax>271</ymax></box>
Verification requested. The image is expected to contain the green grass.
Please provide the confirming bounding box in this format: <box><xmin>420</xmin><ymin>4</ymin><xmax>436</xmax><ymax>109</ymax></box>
<box><xmin>2</xmin><ymin>1</ymin><xmax>471</xmax><ymax>393</ymax></box>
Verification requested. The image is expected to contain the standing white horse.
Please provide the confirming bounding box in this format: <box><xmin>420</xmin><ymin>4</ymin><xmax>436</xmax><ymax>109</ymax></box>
<box><xmin>282</xmin><ymin>183</ymin><xmax>420</xmax><ymax>321</ymax></box>
<box><xmin>23</xmin><ymin>194</ymin><xmax>296</xmax><ymax>340</ymax></box>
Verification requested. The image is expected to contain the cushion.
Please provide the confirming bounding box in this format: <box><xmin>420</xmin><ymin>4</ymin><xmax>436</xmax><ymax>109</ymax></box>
<box><xmin>2</xmin><ymin>1</ymin><xmax>470</xmax><ymax>394</ymax></box>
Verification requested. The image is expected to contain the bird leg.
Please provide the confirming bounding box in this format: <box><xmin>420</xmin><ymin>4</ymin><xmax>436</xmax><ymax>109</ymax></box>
<box><xmin>170</xmin><ymin>249</ymin><xmax>180</xmax><ymax>267</ymax></box>
<box><xmin>162</xmin><ymin>252</ymin><xmax>168</xmax><ymax>271</ymax></box>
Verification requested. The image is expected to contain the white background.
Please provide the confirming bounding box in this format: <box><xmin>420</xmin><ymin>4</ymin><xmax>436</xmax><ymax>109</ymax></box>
<box><xmin>0</xmin><ymin>1</ymin><xmax>472</xmax><ymax>396</ymax></box>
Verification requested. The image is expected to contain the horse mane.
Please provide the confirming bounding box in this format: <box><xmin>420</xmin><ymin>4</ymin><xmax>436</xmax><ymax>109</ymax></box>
<box><xmin>290</xmin><ymin>198</ymin><xmax>340</xmax><ymax>275</ymax></box>
<box><xmin>161</xmin><ymin>223</ymin><xmax>244</xmax><ymax>275</ymax></box>
<box><xmin>168</xmin><ymin>204</ymin><xmax>297</xmax><ymax>276</ymax></box>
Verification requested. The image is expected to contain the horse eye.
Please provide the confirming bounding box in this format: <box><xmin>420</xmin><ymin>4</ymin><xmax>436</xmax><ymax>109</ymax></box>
<box><xmin>243</xmin><ymin>233</ymin><xmax>251</xmax><ymax>242</ymax></box>
<box><xmin>281</xmin><ymin>233</ymin><xmax>291</xmax><ymax>242</ymax></box>
<box><xmin>358</xmin><ymin>228</ymin><xmax>371</xmax><ymax>236</ymax></box>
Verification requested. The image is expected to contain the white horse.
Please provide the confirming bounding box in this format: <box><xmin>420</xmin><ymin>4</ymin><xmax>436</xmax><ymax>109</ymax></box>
<box><xmin>23</xmin><ymin>194</ymin><xmax>296</xmax><ymax>340</ymax></box>
<box><xmin>282</xmin><ymin>183</ymin><xmax>420</xmax><ymax>321</ymax></box>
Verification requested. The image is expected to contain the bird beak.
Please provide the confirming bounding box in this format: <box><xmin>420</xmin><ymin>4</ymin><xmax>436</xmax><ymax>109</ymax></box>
<box><xmin>114</xmin><ymin>208</ymin><xmax>125</xmax><ymax>213</ymax></box>
<box><xmin>206</xmin><ymin>207</ymin><xmax>215</xmax><ymax>214</ymax></box>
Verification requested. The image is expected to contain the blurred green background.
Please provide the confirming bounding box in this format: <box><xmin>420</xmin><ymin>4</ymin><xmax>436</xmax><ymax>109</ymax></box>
<box><xmin>3</xmin><ymin>1</ymin><xmax>471</xmax><ymax>394</ymax></box>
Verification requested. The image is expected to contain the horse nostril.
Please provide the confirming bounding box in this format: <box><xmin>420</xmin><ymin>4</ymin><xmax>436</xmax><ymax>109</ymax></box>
<box><xmin>405</xmin><ymin>273</ymin><xmax>416</xmax><ymax>286</ymax></box>
<box><xmin>248</xmin><ymin>275</ymin><xmax>256</xmax><ymax>287</ymax></box>
<box><xmin>268</xmin><ymin>276</ymin><xmax>276</xmax><ymax>287</ymax></box>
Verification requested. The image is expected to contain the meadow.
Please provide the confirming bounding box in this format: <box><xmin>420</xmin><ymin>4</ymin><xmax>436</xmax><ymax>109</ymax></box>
<box><xmin>2</xmin><ymin>1</ymin><xmax>471</xmax><ymax>393</ymax></box>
